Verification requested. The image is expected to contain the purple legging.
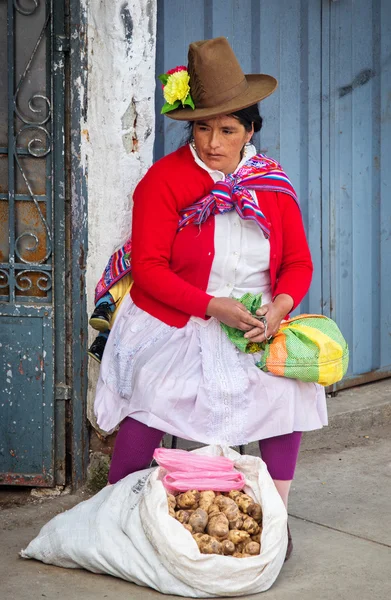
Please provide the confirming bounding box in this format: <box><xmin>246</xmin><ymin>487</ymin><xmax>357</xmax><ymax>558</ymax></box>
<box><xmin>108</xmin><ymin>417</ymin><xmax>302</xmax><ymax>484</ymax></box>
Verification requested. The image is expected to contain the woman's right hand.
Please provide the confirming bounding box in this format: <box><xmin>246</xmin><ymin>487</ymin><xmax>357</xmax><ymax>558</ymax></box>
<box><xmin>206</xmin><ymin>297</ymin><xmax>263</xmax><ymax>331</ymax></box>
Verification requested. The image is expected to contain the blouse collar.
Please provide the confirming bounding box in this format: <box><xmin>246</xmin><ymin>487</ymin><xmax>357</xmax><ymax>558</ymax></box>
<box><xmin>189</xmin><ymin>142</ymin><xmax>257</xmax><ymax>178</ymax></box>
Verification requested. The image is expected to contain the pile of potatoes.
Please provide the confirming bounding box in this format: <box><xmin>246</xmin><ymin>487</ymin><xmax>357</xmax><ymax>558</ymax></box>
<box><xmin>166</xmin><ymin>489</ymin><xmax>262</xmax><ymax>558</ymax></box>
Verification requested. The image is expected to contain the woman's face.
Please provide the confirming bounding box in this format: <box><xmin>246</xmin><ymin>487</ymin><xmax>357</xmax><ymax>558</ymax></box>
<box><xmin>192</xmin><ymin>115</ymin><xmax>253</xmax><ymax>175</ymax></box>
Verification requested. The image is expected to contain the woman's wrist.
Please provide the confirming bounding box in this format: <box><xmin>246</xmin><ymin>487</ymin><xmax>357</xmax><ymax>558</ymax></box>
<box><xmin>272</xmin><ymin>294</ymin><xmax>294</xmax><ymax>317</ymax></box>
<box><xmin>206</xmin><ymin>297</ymin><xmax>217</xmax><ymax>317</ymax></box>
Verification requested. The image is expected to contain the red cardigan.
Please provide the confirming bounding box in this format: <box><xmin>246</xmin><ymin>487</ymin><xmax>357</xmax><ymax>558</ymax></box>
<box><xmin>130</xmin><ymin>145</ymin><xmax>313</xmax><ymax>328</ymax></box>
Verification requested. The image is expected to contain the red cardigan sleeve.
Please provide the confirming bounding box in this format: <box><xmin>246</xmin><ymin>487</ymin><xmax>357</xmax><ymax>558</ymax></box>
<box><xmin>131</xmin><ymin>165</ymin><xmax>214</xmax><ymax>319</ymax></box>
<box><xmin>273</xmin><ymin>193</ymin><xmax>313</xmax><ymax>309</ymax></box>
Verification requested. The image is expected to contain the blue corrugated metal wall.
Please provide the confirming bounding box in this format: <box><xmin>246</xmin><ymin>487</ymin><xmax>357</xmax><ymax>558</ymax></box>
<box><xmin>327</xmin><ymin>0</ymin><xmax>391</xmax><ymax>383</ymax></box>
<box><xmin>155</xmin><ymin>0</ymin><xmax>391</xmax><ymax>388</ymax></box>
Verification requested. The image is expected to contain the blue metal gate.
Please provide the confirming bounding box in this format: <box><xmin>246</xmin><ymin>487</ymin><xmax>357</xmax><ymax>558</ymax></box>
<box><xmin>0</xmin><ymin>0</ymin><xmax>67</xmax><ymax>485</ymax></box>
<box><xmin>155</xmin><ymin>0</ymin><xmax>391</xmax><ymax>389</ymax></box>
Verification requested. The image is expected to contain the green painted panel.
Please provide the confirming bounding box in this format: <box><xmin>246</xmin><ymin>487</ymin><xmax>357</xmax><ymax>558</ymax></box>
<box><xmin>0</xmin><ymin>305</ymin><xmax>54</xmax><ymax>485</ymax></box>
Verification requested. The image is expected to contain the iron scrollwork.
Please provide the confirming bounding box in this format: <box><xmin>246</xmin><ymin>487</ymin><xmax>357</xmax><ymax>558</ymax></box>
<box><xmin>15</xmin><ymin>270</ymin><xmax>52</xmax><ymax>292</ymax></box>
<box><xmin>0</xmin><ymin>269</ymin><xmax>10</xmax><ymax>289</ymax></box>
<box><xmin>12</xmin><ymin>5</ymin><xmax>52</xmax><ymax>274</ymax></box>
<box><xmin>13</xmin><ymin>0</ymin><xmax>39</xmax><ymax>17</ymax></box>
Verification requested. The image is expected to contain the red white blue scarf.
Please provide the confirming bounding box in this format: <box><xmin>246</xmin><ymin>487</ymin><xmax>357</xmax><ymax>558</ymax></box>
<box><xmin>178</xmin><ymin>154</ymin><xmax>298</xmax><ymax>238</ymax></box>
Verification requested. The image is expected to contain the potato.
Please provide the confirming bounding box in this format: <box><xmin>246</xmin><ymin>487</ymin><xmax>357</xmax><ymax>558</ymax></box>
<box><xmin>227</xmin><ymin>529</ymin><xmax>250</xmax><ymax>545</ymax></box>
<box><xmin>200</xmin><ymin>538</ymin><xmax>223</xmax><ymax>555</ymax></box>
<box><xmin>175</xmin><ymin>510</ymin><xmax>191</xmax><ymax>524</ymax></box>
<box><xmin>176</xmin><ymin>490</ymin><xmax>200</xmax><ymax>510</ymax></box>
<box><xmin>193</xmin><ymin>533</ymin><xmax>222</xmax><ymax>555</ymax></box>
<box><xmin>228</xmin><ymin>490</ymin><xmax>242</xmax><ymax>502</ymax></box>
<box><xmin>224</xmin><ymin>507</ymin><xmax>239</xmax><ymax>524</ymax></box>
<box><xmin>214</xmin><ymin>496</ymin><xmax>236</xmax><ymax>510</ymax></box>
<box><xmin>251</xmin><ymin>531</ymin><xmax>262</xmax><ymax>544</ymax></box>
<box><xmin>207</xmin><ymin>503</ymin><xmax>221</xmax><ymax>517</ymax></box>
<box><xmin>247</xmin><ymin>502</ymin><xmax>262</xmax><ymax>524</ymax></box>
<box><xmin>207</xmin><ymin>513</ymin><xmax>229</xmax><ymax>539</ymax></box>
<box><xmin>245</xmin><ymin>541</ymin><xmax>260</xmax><ymax>555</ymax></box>
<box><xmin>235</xmin><ymin>493</ymin><xmax>255</xmax><ymax>514</ymax></box>
<box><xmin>221</xmin><ymin>540</ymin><xmax>235</xmax><ymax>555</ymax></box>
<box><xmin>167</xmin><ymin>493</ymin><xmax>176</xmax><ymax>510</ymax></box>
<box><xmin>214</xmin><ymin>496</ymin><xmax>240</xmax><ymax>522</ymax></box>
<box><xmin>182</xmin><ymin>523</ymin><xmax>193</xmax><ymax>533</ymax></box>
<box><xmin>168</xmin><ymin>506</ymin><xmax>176</xmax><ymax>518</ymax></box>
<box><xmin>189</xmin><ymin>508</ymin><xmax>208</xmax><ymax>533</ymax></box>
<box><xmin>192</xmin><ymin>533</ymin><xmax>205</xmax><ymax>546</ymax></box>
<box><xmin>229</xmin><ymin>515</ymin><xmax>244</xmax><ymax>530</ymax></box>
<box><xmin>199</xmin><ymin>491</ymin><xmax>215</xmax><ymax>512</ymax></box>
<box><xmin>242</xmin><ymin>516</ymin><xmax>260</xmax><ymax>535</ymax></box>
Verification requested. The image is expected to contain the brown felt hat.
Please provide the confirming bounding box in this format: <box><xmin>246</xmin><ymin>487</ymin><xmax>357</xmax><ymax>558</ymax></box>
<box><xmin>165</xmin><ymin>37</ymin><xmax>277</xmax><ymax>121</ymax></box>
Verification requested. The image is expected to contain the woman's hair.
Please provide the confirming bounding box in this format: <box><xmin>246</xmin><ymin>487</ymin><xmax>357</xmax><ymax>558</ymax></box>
<box><xmin>231</xmin><ymin>104</ymin><xmax>263</xmax><ymax>133</ymax></box>
<box><xmin>181</xmin><ymin>103</ymin><xmax>262</xmax><ymax>146</ymax></box>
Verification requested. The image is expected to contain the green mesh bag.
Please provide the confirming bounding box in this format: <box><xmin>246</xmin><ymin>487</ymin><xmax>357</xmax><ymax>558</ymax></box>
<box><xmin>221</xmin><ymin>294</ymin><xmax>349</xmax><ymax>386</ymax></box>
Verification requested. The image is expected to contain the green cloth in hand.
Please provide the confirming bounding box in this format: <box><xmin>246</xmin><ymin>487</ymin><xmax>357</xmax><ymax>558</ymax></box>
<box><xmin>220</xmin><ymin>292</ymin><xmax>265</xmax><ymax>353</ymax></box>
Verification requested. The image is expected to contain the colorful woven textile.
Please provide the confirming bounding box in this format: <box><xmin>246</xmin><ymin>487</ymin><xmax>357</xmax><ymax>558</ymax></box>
<box><xmin>178</xmin><ymin>154</ymin><xmax>298</xmax><ymax>237</ymax></box>
<box><xmin>95</xmin><ymin>240</ymin><xmax>132</xmax><ymax>303</ymax></box>
<box><xmin>95</xmin><ymin>153</ymin><xmax>297</xmax><ymax>302</ymax></box>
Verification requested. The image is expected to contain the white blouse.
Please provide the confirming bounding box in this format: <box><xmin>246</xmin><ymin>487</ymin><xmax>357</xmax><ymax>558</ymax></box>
<box><xmin>189</xmin><ymin>143</ymin><xmax>272</xmax><ymax>304</ymax></box>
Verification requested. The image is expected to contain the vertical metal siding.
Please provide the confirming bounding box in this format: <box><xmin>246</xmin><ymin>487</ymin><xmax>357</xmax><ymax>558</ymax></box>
<box><xmin>155</xmin><ymin>0</ymin><xmax>391</xmax><ymax>387</ymax></box>
<box><xmin>380</xmin><ymin>0</ymin><xmax>391</xmax><ymax>373</ymax></box>
<box><xmin>328</xmin><ymin>0</ymin><xmax>391</xmax><ymax>381</ymax></box>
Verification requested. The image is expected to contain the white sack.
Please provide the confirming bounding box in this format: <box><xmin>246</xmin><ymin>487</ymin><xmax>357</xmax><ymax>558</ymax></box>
<box><xmin>21</xmin><ymin>446</ymin><xmax>287</xmax><ymax>597</ymax></box>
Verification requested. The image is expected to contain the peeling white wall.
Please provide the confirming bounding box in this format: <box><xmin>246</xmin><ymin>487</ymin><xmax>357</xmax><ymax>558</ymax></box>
<box><xmin>83</xmin><ymin>0</ymin><xmax>157</xmax><ymax>428</ymax></box>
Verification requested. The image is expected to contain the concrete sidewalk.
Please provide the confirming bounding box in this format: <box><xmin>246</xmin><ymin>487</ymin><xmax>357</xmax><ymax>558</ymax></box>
<box><xmin>1</xmin><ymin>381</ymin><xmax>391</xmax><ymax>599</ymax></box>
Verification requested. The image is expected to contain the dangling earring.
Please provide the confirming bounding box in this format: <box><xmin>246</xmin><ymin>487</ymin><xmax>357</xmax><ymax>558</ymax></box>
<box><xmin>240</xmin><ymin>143</ymin><xmax>248</xmax><ymax>159</ymax></box>
<box><xmin>190</xmin><ymin>138</ymin><xmax>197</xmax><ymax>153</ymax></box>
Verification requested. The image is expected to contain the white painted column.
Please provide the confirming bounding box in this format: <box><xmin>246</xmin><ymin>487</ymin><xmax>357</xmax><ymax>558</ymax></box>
<box><xmin>82</xmin><ymin>0</ymin><xmax>157</xmax><ymax>430</ymax></box>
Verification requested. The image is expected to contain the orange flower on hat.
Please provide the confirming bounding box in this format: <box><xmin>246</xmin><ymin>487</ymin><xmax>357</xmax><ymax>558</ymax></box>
<box><xmin>158</xmin><ymin>65</ymin><xmax>195</xmax><ymax>114</ymax></box>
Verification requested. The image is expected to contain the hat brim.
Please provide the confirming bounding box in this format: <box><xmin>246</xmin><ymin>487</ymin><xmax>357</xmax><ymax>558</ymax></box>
<box><xmin>164</xmin><ymin>74</ymin><xmax>278</xmax><ymax>121</ymax></box>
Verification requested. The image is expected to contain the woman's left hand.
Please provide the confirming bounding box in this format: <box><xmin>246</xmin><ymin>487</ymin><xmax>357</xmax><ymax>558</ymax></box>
<box><xmin>243</xmin><ymin>294</ymin><xmax>294</xmax><ymax>343</ymax></box>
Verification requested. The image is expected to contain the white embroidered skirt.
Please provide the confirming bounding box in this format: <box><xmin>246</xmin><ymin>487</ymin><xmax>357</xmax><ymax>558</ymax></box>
<box><xmin>94</xmin><ymin>294</ymin><xmax>328</xmax><ymax>445</ymax></box>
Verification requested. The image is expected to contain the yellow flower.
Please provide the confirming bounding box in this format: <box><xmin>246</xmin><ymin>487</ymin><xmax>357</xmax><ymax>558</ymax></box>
<box><xmin>163</xmin><ymin>70</ymin><xmax>190</xmax><ymax>105</ymax></box>
<box><xmin>247</xmin><ymin>342</ymin><xmax>262</xmax><ymax>353</ymax></box>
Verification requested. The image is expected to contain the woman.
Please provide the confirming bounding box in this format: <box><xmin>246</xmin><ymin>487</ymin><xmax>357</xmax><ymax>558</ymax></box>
<box><xmin>94</xmin><ymin>37</ymin><xmax>327</xmax><ymax>559</ymax></box>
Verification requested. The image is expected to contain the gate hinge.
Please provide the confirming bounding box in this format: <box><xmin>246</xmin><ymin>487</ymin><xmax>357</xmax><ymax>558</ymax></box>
<box><xmin>55</xmin><ymin>384</ymin><xmax>72</xmax><ymax>401</ymax></box>
<box><xmin>54</xmin><ymin>34</ymin><xmax>70</xmax><ymax>53</ymax></box>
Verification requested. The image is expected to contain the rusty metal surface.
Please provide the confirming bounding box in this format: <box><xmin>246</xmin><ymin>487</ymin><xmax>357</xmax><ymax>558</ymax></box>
<box><xmin>0</xmin><ymin>472</ymin><xmax>53</xmax><ymax>486</ymax></box>
<box><xmin>15</xmin><ymin>199</ymin><xmax>49</xmax><ymax>267</ymax></box>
